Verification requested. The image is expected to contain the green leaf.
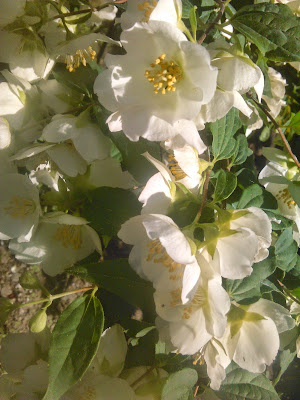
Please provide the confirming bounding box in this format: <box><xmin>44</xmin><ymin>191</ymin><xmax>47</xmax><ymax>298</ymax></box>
<box><xmin>218</xmin><ymin>362</ymin><xmax>280</xmax><ymax>400</ymax></box>
<box><xmin>82</xmin><ymin>187</ymin><xmax>142</xmax><ymax>237</ymax></box>
<box><xmin>273</xmin><ymin>348</ymin><xmax>297</xmax><ymax>386</ymax></box>
<box><xmin>162</xmin><ymin>368</ymin><xmax>198</xmax><ymax>400</ymax></box>
<box><xmin>288</xmin><ymin>181</ymin><xmax>300</xmax><ymax>207</ymax></box>
<box><xmin>19</xmin><ymin>271</ymin><xmax>42</xmax><ymax>290</ymax></box>
<box><xmin>214</xmin><ymin>170</ymin><xmax>237</xmax><ymax>202</ymax></box>
<box><xmin>225</xmin><ymin>256</ymin><xmax>276</xmax><ymax>303</ymax></box>
<box><xmin>110</xmin><ymin>131</ymin><xmax>161</xmax><ymax>184</ymax></box>
<box><xmin>231</xmin><ymin>135</ymin><xmax>252</xmax><ymax>166</ymax></box>
<box><xmin>230</xmin><ymin>3</ymin><xmax>300</xmax><ymax>62</ymax></box>
<box><xmin>275</xmin><ymin>227</ymin><xmax>298</xmax><ymax>272</ymax></box>
<box><xmin>189</xmin><ymin>6</ymin><xmax>198</xmax><ymax>40</ymax></box>
<box><xmin>210</xmin><ymin>108</ymin><xmax>242</xmax><ymax>161</ymax></box>
<box><xmin>67</xmin><ymin>259</ymin><xmax>156</xmax><ymax>320</ymax></box>
<box><xmin>44</xmin><ymin>295</ymin><xmax>104</xmax><ymax>400</ymax></box>
<box><xmin>182</xmin><ymin>0</ymin><xmax>194</xmax><ymax>18</ymax></box>
<box><xmin>237</xmin><ymin>184</ymin><xmax>264</xmax><ymax>208</ymax></box>
<box><xmin>263</xmin><ymin>209</ymin><xmax>294</xmax><ymax>231</ymax></box>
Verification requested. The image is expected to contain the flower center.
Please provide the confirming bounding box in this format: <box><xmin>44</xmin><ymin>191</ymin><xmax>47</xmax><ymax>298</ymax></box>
<box><xmin>182</xmin><ymin>287</ymin><xmax>206</xmax><ymax>320</ymax></box>
<box><xmin>146</xmin><ymin>239</ymin><xmax>182</xmax><ymax>276</ymax></box>
<box><xmin>138</xmin><ymin>0</ymin><xmax>158</xmax><ymax>22</ymax></box>
<box><xmin>167</xmin><ymin>154</ymin><xmax>187</xmax><ymax>180</ymax></box>
<box><xmin>79</xmin><ymin>385</ymin><xmax>97</xmax><ymax>400</ymax></box>
<box><xmin>53</xmin><ymin>225</ymin><xmax>82</xmax><ymax>249</ymax></box>
<box><xmin>276</xmin><ymin>188</ymin><xmax>295</xmax><ymax>209</ymax></box>
<box><xmin>4</xmin><ymin>196</ymin><xmax>36</xmax><ymax>219</ymax></box>
<box><xmin>65</xmin><ymin>46</ymin><xmax>97</xmax><ymax>72</ymax></box>
<box><xmin>145</xmin><ymin>54</ymin><xmax>183</xmax><ymax>94</ymax></box>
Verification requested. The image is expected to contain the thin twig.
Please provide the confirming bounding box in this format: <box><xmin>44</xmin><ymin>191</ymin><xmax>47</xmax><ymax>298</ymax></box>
<box><xmin>198</xmin><ymin>0</ymin><xmax>226</xmax><ymax>45</ymax></box>
<box><xmin>47</xmin><ymin>3</ymin><xmax>115</xmax><ymax>22</ymax></box>
<box><xmin>247</xmin><ymin>93</ymin><xmax>300</xmax><ymax>168</ymax></box>
<box><xmin>277</xmin><ymin>280</ymin><xmax>300</xmax><ymax>306</ymax></box>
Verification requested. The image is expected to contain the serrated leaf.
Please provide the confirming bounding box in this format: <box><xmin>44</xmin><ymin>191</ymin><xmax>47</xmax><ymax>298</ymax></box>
<box><xmin>225</xmin><ymin>256</ymin><xmax>276</xmax><ymax>303</ymax></box>
<box><xmin>182</xmin><ymin>0</ymin><xmax>194</xmax><ymax>18</ymax></box>
<box><xmin>82</xmin><ymin>187</ymin><xmax>142</xmax><ymax>237</ymax></box>
<box><xmin>214</xmin><ymin>170</ymin><xmax>237</xmax><ymax>202</ymax></box>
<box><xmin>210</xmin><ymin>108</ymin><xmax>242</xmax><ymax>161</ymax></box>
<box><xmin>110</xmin><ymin>131</ymin><xmax>161</xmax><ymax>184</ymax></box>
<box><xmin>44</xmin><ymin>295</ymin><xmax>104</xmax><ymax>400</ymax></box>
<box><xmin>263</xmin><ymin>209</ymin><xmax>294</xmax><ymax>231</ymax></box>
<box><xmin>230</xmin><ymin>3</ymin><xmax>300</xmax><ymax>62</ymax></box>
<box><xmin>275</xmin><ymin>227</ymin><xmax>298</xmax><ymax>272</ymax></box>
<box><xmin>218</xmin><ymin>362</ymin><xmax>280</xmax><ymax>400</ymax></box>
<box><xmin>231</xmin><ymin>135</ymin><xmax>252</xmax><ymax>166</ymax></box>
<box><xmin>67</xmin><ymin>259</ymin><xmax>156</xmax><ymax>320</ymax></box>
<box><xmin>237</xmin><ymin>184</ymin><xmax>263</xmax><ymax>208</ymax></box>
<box><xmin>162</xmin><ymin>368</ymin><xmax>198</xmax><ymax>400</ymax></box>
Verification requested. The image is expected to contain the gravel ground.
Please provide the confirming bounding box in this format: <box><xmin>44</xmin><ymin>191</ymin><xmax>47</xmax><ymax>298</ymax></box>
<box><xmin>0</xmin><ymin>242</ymin><xmax>87</xmax><ymax>335</ymax></box>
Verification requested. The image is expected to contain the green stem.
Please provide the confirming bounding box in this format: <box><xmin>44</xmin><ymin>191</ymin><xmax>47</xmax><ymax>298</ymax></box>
<box><xmin>15</xmin><ymin>286</ymin><xmax>95</xmax><ymax>309</ymax></box>
<box><xmin>46</xmin><ymin>3</ymin><xmax>114</xmax><ymax>22</ymax></box>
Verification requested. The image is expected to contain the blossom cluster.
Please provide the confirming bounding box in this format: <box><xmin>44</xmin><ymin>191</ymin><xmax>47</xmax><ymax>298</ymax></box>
<box><xmin>0</xmin><ymin>1</ymin><xmax>299</xmax><ymax>399</ymax></box>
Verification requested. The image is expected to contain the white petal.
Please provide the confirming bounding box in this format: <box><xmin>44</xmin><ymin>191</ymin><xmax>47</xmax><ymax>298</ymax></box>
<box><xmin>215</xmin><ymin>229</ymin><xmax>258</xmax><ymax>279</ymax></box>
<box><xmin>249</xmin><ymin>298</ymin><xmax>295</xmax><ymax>333</ymax></box>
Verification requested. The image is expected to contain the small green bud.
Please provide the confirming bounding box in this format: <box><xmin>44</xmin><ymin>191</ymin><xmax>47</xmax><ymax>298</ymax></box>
<box><xmin>29</xmin><ymin>309</ymin><xmax>47</xmax><ymax>333</ymax></box>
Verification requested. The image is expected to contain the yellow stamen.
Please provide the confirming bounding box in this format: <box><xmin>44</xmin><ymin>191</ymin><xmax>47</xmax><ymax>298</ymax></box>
<box><xmin>4</xmin><ymin>196</ymin><xmax>36</xmax><ymax>219</ymax></box>
<box><xmin>53</xmin><ymin>225</ymin><xmax>82</xmax><ymax>249</ymax></box>
<box><xmin>145</xmin><ymin>54</ymin><xmax>182</xmax><ymax>95</ymax></box>
<box><xmin>167</xmin><ymin>154</ymin><xmax>187</xmax><ymax>180</ymax></box>
<box><xmin>276</xmin><ymin>188</ymin><xmax>296</xmax><ymax>209</ymax></box>
<box><xmin>65</xmin><ymin>46</ymin><xmax>97</xmax><ymax>72</ymax></box>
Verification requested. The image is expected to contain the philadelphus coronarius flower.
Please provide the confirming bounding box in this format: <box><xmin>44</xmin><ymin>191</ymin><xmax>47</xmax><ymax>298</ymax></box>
<box><xmin>0</xmin><ymin>0</ymin><xmax>26</xmax><ymax>27</ymax></box>
<box><xmin>0</xmin><ymin>173</ymin><xmax>41</xmax><ymax>242</ymax></box>
<box><xmin>223</xmin><ymin>299</ymin><xmax>295</xmax><ymax>373</ymax></box>
<box><xmin>203</xmin><ymin>207</ymin><xmax>272</xmax><ymax>279</ymax></box>
<box><xmin>139</xmin><ymin>149</ymin><xmax>203</xmax><ymax>214</ymax></box>
<box><xmin>9</xmin><ymin>213</ymin><xmax>102</xmax><ymax>276</ymax></box>
<box><xmin>94</xmin><ymin>21</ymin><xmax>217</xmax><ymax>141</ymax></box>
<box><xmin>195</xmin><ymin>39</ymin><xmax>264</xmax><ymax>128</ymax></box>
<box><xmin>154</xmin><ymin>251</ymin><xmax>230</xmax><ymax>355</ymax></box>
<box><xmin>0</xmin><ymin>329</ymin><xmax>50</xmax><ymax>400</ymax></box>
<box><xmin>118</xmin><ymin>214</ymin><xmax>200</xmax><ymax>302</ymax></box>
<box><xmin>259</xmin><ymin>160</ymin><xmax>300</xmax><ymax>234</ymax></box>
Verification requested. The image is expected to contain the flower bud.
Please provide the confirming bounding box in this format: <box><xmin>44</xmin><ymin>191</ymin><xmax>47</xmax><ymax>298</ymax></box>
<box><xmin>29</xmin><ymin>310</ymin><xmax>47</xmax><ymax>333</ymax></box>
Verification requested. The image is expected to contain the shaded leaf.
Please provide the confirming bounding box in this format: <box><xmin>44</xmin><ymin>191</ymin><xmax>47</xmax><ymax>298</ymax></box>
<box><xmin>162</xmin><ymin>368</ymin><xmax>198</xmax><ymax>400</ymax></box>
<box><xmin>44</xmin><ymin>295</ymin><xmax>104</xmax><ymax>400</ymax></box>
<box><xmin>275</xmin><ymin>227</ymin><xmax>298</xmax><ymax>272</ymax></box>
<box><xmin>230</xmin><ymin>3</ymin><xmax>300</xmax><ymax>62</ymax></box>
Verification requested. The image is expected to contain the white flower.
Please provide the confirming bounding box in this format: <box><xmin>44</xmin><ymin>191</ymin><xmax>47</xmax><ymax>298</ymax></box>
<box><xmin>0</xmin><ymin>0</ymin><xmax>26</xmax><ymax>27</ymax></box>
<box><xmin>154</xmin><ymin>251</ymin><xmax>230</xmax><ymax>355</ymax></box>
<box><xmin>9</xmin><ymin>213</ymin><xmax>102</xmax><ymax>276</ymax></box>
<box><xmin>0</xmin><ymin>31</ymin><xmax>54</xmax><ymax>82</ymax></box>
<box><xmin>118</xmin><ymin>214</ymin><xmax>200</xmax><ymax>302</ymax></box>
<box><xmin>223</xmin><ymin>299</ymin><xmax>295</xmax><ymax>373</ymax></box>
<box><xmin>262</xmin><ymin>67</ymin><xmax>286</xmax><ymax>119</ymax></box>
<box><xmin>139</xmin><ymin>145</ymin><xmax>204</xmax><ymax>214</ymax></box>
<box><xmin>0</xmin><ymin>330</ymin><xmax>50</xmax><ymax>400</ymax></box>
<box><xmin>195</xmin><ymin>39</ymin><xmax>264</xmax><ymax>128</ymax></box>
<box><xmin>0</xmin><ymin>173</ymin><xmax>41</xmax><ymax>242</ymax></box>
<box><xmin>259</xmin><ymin>161</ymin><xmax>300</xmax><ymax>233</ymax></box>
<box><xmin>203</xmin><ymin>207</ymin><xmax>272</xmax><ymax>279</ymax></box>
<box><xmin>120</xmin><ymin>0</ymin><xmax>182</xmax><ymax>30</ymax></box>
<box><xmin>94</xmin><ymin>21</ymin><xmax>217</xmax><ymax>142</ymax></box>
<box><xmin>12</xmin><ymin>114</ymin><xmax>112</xmax><ymax>178</ymax></box>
